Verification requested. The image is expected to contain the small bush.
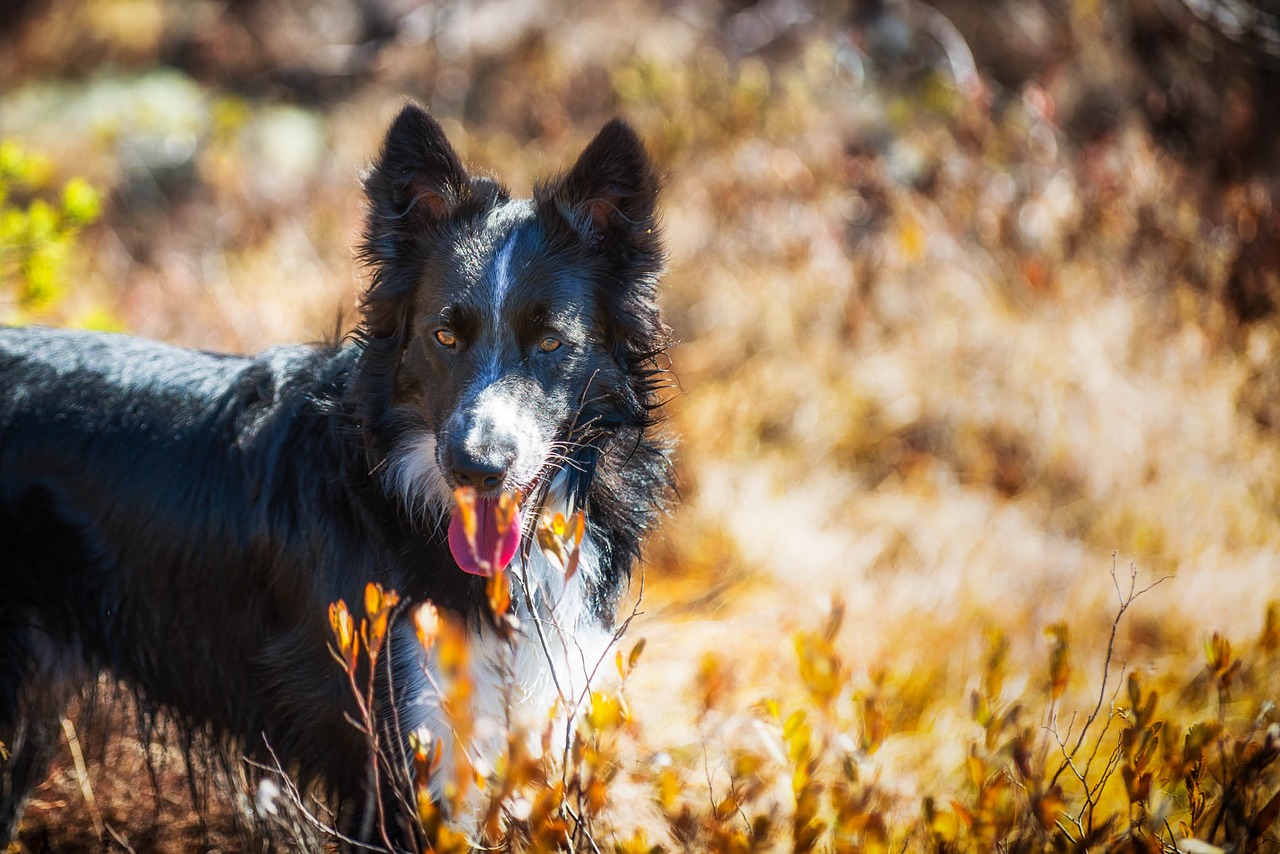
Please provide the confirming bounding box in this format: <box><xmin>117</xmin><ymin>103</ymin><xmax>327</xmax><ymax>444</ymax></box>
<box><xmin>0</xmin><ymin>140</ymin><xmax>101</xmax><ymax>322</ymax></box>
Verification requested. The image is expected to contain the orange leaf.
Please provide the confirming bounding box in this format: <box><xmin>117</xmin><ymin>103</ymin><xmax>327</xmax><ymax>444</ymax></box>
<box><xmin>364</xmin><ymin>582</ymin><xmax>383</xmax><ymax>618</ymax></box>
<box><xmin>328</xmin><ymin>600</ymin><xmax>358</xmax><ymax>667</ymax></box>
<box><xmin>415</xmin><ymin>601</ymin><xmax>441</xmax><ymax>653</ymax></box>
<box><xmin>494</xmin><ymin>490</ymin><xmax>521</xmax><ymax>535</ymax></box>
<box><xmin>453</xmin><ymin>486</ymin><xmax>478</xmax><ymax>546</ymax></box>
<box><xmin>536</xmin><ymin>511</ymin><xmax>568</xmax><ymax>568</ymax></box>
<box><xmin>487</xmin><ymin>568</ymin><xmax>511</xmax><ymax>616</ymax></box>
<box><xmin>536</xmin><ymin>508</ymin><xmax>586</xmax><ymax>578</ymax></box>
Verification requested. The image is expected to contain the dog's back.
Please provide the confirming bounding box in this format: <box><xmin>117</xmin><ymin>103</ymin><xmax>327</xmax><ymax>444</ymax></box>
<box><xmin>0</xmin><ymin>326</ymin><xmax>264</xmax><ymax>704</ymax></box>
<box><xmin>0</xmin><ymin>327</ymin><xmax>372</xmax><ymax>833</ymax></box>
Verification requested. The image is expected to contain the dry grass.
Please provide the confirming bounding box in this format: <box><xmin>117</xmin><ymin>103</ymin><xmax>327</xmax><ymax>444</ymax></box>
<box><xmin>3</xmin><ymin>0</ymin><xmax>1280</xmax><ymax>850</ymax></box>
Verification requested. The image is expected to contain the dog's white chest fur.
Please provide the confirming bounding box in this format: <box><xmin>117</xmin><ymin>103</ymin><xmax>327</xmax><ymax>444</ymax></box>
<box><xmin>470</xmin><ymin>530</ymin><xmax>613</xmax><ymax>734</ymax></box>
<box><xmin>388</xmin><ymin>500</ymin><xmax>614</xmax><ymax>817</ymax></box>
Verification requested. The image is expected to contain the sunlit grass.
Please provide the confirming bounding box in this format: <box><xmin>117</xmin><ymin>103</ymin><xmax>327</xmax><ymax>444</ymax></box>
<box><xmin>3</xmin><ymin>0</ymin><xmax>1279</xmax><ymax>850</ymax></box>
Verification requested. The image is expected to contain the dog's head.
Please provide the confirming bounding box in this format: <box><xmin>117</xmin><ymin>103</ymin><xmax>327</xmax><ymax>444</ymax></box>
<box><xmin>353</xmin><ymin>105</ymin><xmax>667</xmax><ymax>575</ymax></box>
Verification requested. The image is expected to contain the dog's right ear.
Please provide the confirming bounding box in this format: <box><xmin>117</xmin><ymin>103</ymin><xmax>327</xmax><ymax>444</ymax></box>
<box><xmin>361</xmin><ymin>104</ymin><xmax>471</xmax><ymax>263</ymax></box>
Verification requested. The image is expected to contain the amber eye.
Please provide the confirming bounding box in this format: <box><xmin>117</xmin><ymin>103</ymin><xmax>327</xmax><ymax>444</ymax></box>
<box><xmin>434</xmin><ymin>329</ymin><xmax>457</xmax><ymax>348</ymax></box>
<box><xmin>538</xmin><ymin>336</ymin><xmax>562</xmax><ymax>353</ymax></box>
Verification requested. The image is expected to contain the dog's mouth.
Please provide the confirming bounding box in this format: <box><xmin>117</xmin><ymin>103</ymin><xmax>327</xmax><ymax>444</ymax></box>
<box><xmin>447</xmin><ymin>487</ymin><xmax>525</xmax><ymax>577</ymax></box>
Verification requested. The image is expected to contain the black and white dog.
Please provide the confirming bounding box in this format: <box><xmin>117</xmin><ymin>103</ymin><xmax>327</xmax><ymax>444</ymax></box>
<box><xmin>0</xmin><ymin>105</ymin><xmax>672</xmax><ymax>844</ymax></box>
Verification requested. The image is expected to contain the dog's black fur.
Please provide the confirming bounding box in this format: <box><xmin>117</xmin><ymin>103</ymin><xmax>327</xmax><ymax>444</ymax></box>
<box><xmin>0</xmin><ymin>105</ymin><xmax>672</xmax><ymax>844</ymax></box>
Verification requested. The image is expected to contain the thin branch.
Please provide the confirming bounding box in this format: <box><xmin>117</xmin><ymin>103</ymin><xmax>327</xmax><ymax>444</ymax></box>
<box><xmin>245</xmin><ymin>746</ymin><xmax>388</xmax><ymax>852</ymax></box>
<box><xmin>1049</xmin><ymin>558</ymin><xmax>1172</xmax><ymax>789</ymax></box>
<box><xmin>103</xmin><ymin>824</ymin><xmax>137</xmax><ymax>854</ymax></box>
<box><xmin>563</xmin><ymin>802</ymin><xmax>604</xmax><ymax>854</ymax></box>
<box><xmin>60</xmin><ymin>715</ymin><xmax>104</xmax><ymax>840</ymax></box>
<box><xmin>1079</xmin><ymin>664</ymin><xmax>1128</xmax><ymax>785</ymax></box>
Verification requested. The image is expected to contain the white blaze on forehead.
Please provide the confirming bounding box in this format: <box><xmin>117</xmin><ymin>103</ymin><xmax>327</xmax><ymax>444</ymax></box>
<box><xmin>483</xmin><ymin>199</ymin><xmax>534</xmax><ymax>325</ymax></box>
<box><xmin>491</xmin><ymin>232</ymin><xmax>518</xmax><ymax>314</ymax></box>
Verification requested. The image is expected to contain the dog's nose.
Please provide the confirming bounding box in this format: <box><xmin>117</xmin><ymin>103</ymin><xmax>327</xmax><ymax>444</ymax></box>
<box><xmin>450</xmin><ymin>447</ymin><xmax>506</xmax><ymax>491</ymax></box>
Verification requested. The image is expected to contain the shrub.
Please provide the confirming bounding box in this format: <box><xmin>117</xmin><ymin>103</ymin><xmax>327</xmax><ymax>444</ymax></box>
<box><xmin>0</xmin><ymin>140</ymin><xmax>101</xmax><ymax>322</ymax></box>
<box><xmin>315</xmin><ymin>548</ymin><xmax>1280</xmax><ymax>853</ymax></box>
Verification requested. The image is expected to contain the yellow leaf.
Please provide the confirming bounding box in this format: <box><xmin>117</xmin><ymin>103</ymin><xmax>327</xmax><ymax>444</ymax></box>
<box><xmin>897</xmin><ymin>214</ymin><xmax>925</xmax><ymax>262</ymax></box>
<box><xmin>1035</xmin><ymin>785</ymin><xmax>1066</xmax><ymax>829</ymax></box>
<box><xmin>966</xmin><ymin>746</ymin><xmax>985</xmax><ymax>790</ymax></box>
<box><xmin>586</xmin><ymin>690</ymin><xmax>625</xmax><ymax>732</ymax></box>
<box><xmin>536</xmin><ymin>513</ymin><xmax>568</xmax><ymax>568</ymax></box>
<box><xmin>536</xmin><ymin>508</ymin><xmax>586</xmax><ymax>578</ymax></box>
<box><xmin>628</xmin><ymin>637</ymin><xmax>646</xmax><ymax>671</ymax></box>
<box><xmin>585</xmin><ymin>776</ymin><xmax>609</xmax><ymax>813</ymax></box>
<box><xmin>61</xmin><ymin>177</ymin><xmax>101</xmax><ymax>225</ymax></box>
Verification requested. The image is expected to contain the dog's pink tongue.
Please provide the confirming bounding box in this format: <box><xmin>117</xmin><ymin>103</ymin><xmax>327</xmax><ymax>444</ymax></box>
<box><xmin>448</xmin><ymin>498</ymin><xmax>522</xmax><ymax>576</ymax></box>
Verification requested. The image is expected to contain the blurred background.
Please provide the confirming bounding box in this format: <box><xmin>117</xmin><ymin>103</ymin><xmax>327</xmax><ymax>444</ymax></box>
<box><xmin>3</xmin><ymin>0</ymin><xmax>1280</xmax><ymax>849</ymax></box>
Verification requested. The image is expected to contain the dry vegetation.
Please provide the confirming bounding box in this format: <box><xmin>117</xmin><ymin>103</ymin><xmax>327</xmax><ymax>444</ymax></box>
<box><xmin>4</xmin><ymin>0</ymin><xmax>1280</xmax><ymax>850</ymax></box>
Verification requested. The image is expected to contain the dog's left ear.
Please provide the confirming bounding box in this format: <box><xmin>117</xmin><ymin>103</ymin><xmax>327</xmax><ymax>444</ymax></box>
<box><xmin>536</xmin><ymin>119</ymin><xmax>660</xmax><ymax>252</ymax></box>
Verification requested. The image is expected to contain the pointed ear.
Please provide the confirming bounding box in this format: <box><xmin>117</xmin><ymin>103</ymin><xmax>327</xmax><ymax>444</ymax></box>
<box><xmin>536</xmin><ymin>118</ymin><xmax>660</xmax><ymax>250</ymax></box>
<box><xmin>361</xmin><ymin>104</ymin><xmax>471</xmax><ymax>258</ymax></box>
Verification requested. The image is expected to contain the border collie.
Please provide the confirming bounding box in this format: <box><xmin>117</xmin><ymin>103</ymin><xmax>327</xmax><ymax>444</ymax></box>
<box><xmin>0</xmin><ymin>104</ymin><xmax>672</xmax><ymax>845</ymax></box>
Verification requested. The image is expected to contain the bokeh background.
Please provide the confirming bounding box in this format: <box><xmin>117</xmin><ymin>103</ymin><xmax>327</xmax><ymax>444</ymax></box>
<box><xmin>4</xmin><ymin>0</ymin><xmax>1280</xmax><ymax>850</ymax></box>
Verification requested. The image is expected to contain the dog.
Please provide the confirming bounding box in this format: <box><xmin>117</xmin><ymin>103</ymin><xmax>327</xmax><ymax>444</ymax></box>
<box><xmin>0</xmin><ymin>104</ymin><xmax>673</xmax><ymax>846</ymax></box>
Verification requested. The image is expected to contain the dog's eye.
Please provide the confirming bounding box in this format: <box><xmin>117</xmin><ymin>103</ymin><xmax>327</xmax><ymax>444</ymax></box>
<box><xmin>434</xmin><ymin>329</ymin><xmax>457</xmax><ymax>348</ymax></box>
<box><xmin>538</xmin><ymin>336</ymin><xmax>562</xmax><ymax>354</ymax></box>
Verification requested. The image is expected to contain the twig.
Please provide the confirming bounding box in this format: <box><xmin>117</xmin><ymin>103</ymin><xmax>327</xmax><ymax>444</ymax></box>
<box><xmin>1078</xmin><ymin>666</ymin><xmax>1128</xmax><ymax>790</ymax></box>
<box><xmin>60</xmin><ymin>715</ymin><xmax>104</xmax><ymax>840</ymax></box>
<box><xmin>1085</xmin><ymin>743</ymin><xmax>1124</xmax><ymax>831</ymax></box>
<box><xmin>515</xmin><ymin>563</ymin><xmax>569</xmax><ymax>707</ymax></box>
<box><xmin>247</xmin><ymin>743</ymin><xmax>389</xmax><ymax>852</ymax></box>
<box><xmin>1055</xmin><ymin>816</ymin><xmax>1083</xmax><ymax>843</ymax></box>
<box><xmin>1049</xmin><ymin>557</ymin><xmax>1172</xmax><ymax>789</ymax></box>
<box><xmin>703</xmin><ymin>743</ymin><xmax>719</xmax><ymax>819</ymax></box>
<box><xmin>104</xmin><ymin>823</ymin><xmax>137</xmax><ymax>853</ymax></box>
<box><xmin>349</xmin><ymin>646</ymin><xmax>395</xmax><ymax>853</ymax></box>
<box><xmin>564</xmin><ymin>802</ymin><xmax>604</xmax><ymax>854</ymax></box>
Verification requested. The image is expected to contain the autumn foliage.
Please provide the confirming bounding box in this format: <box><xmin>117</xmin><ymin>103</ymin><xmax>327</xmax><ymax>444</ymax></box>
<box><xmin>5</xmin><ymin>0</ymin><xmax>1280</xmax><ymax>851</ymax></box>
<box><xmin>317</xmin><ymin>549</ymin><xmax>1280</xmax><ymax>852</ymax></box>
